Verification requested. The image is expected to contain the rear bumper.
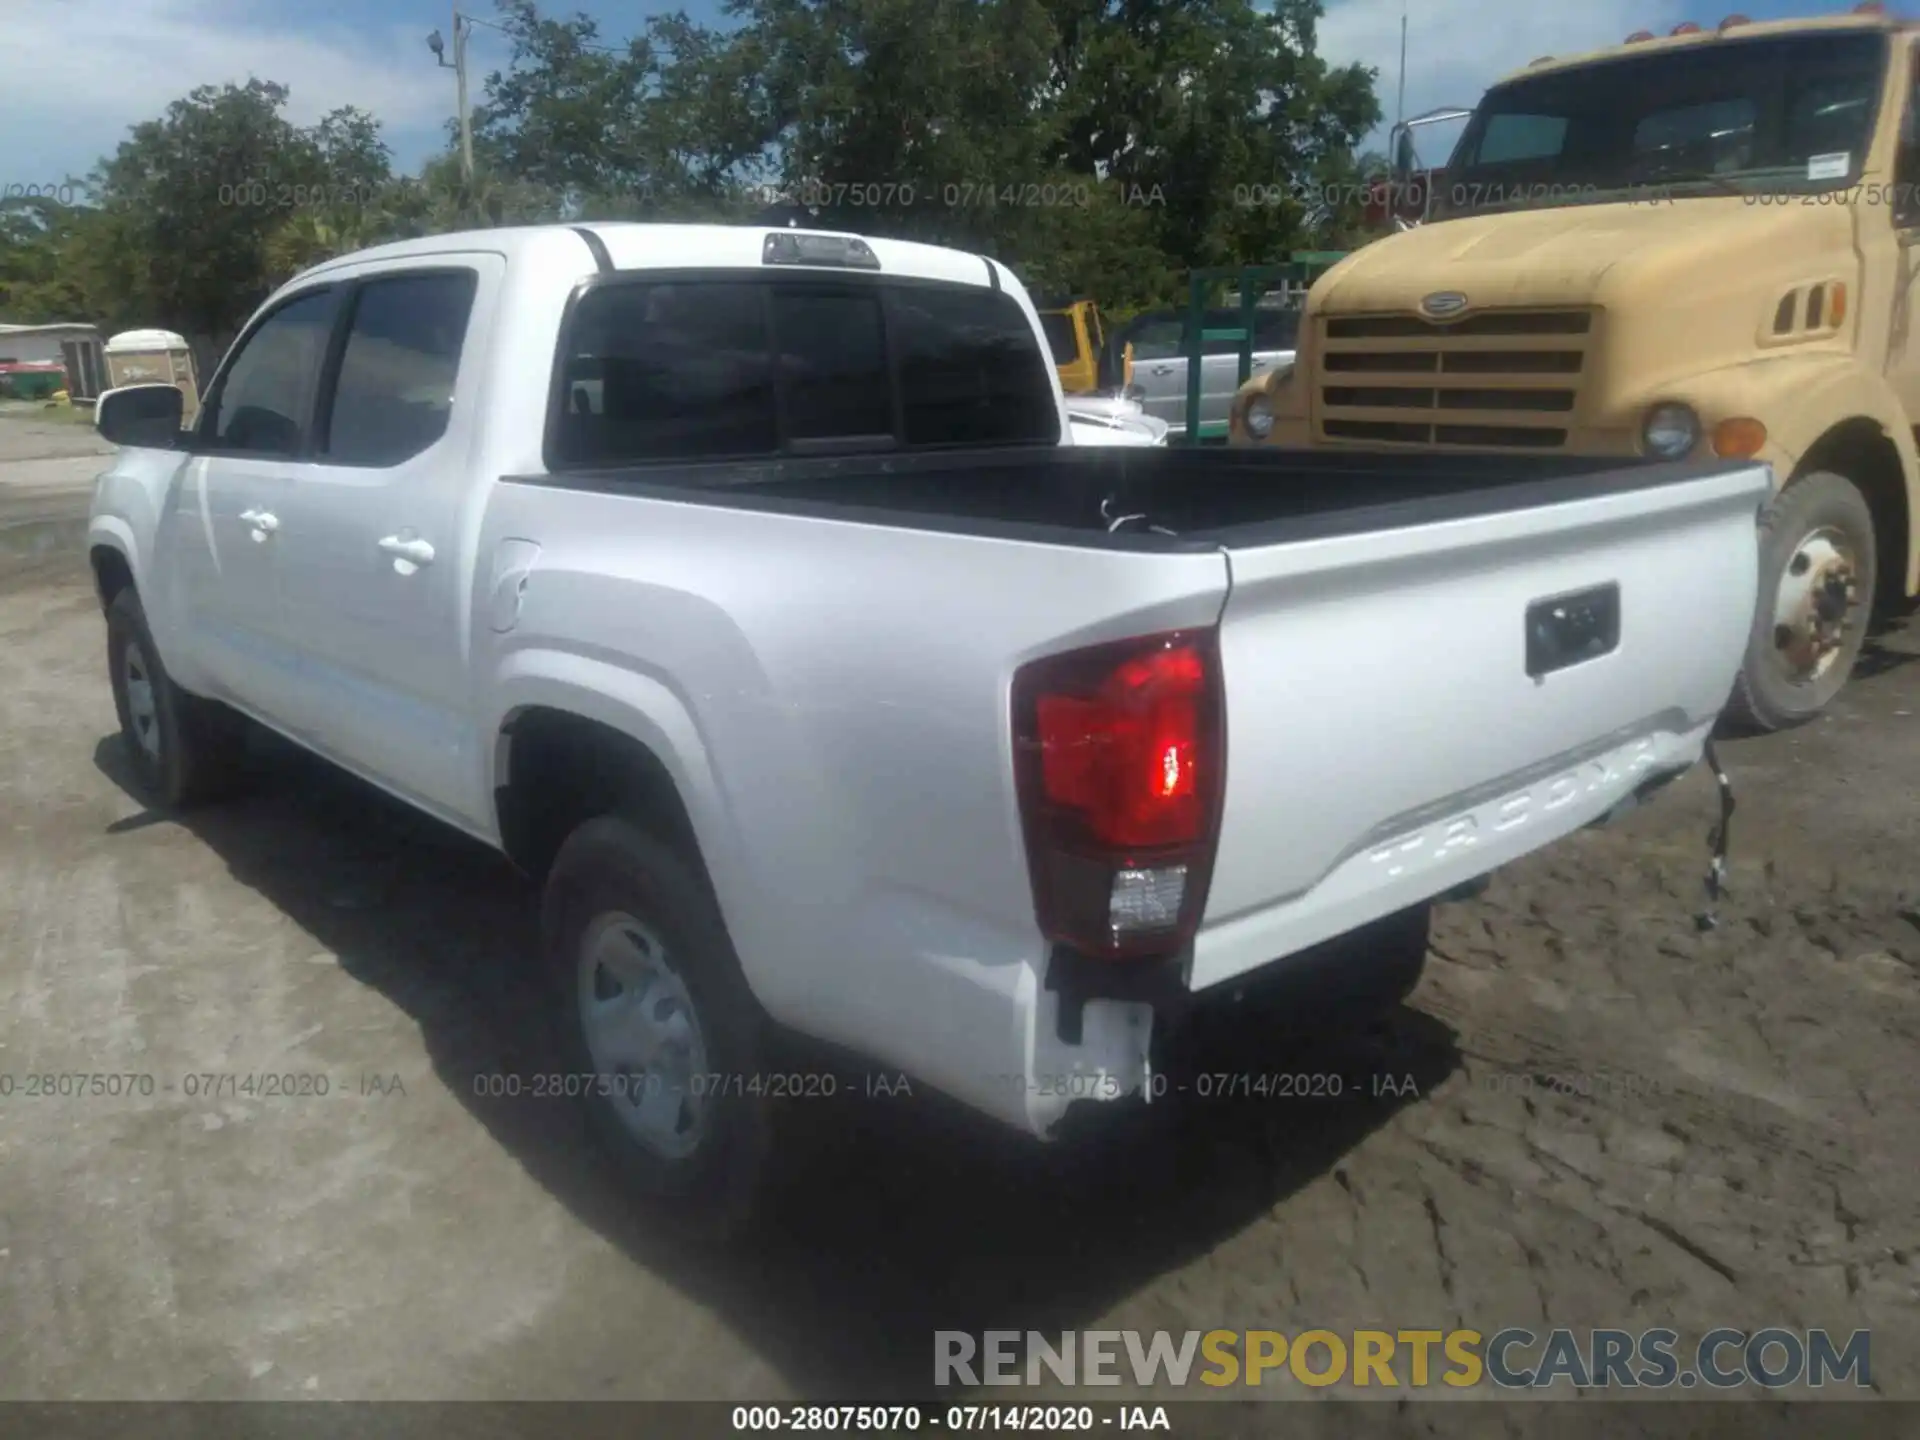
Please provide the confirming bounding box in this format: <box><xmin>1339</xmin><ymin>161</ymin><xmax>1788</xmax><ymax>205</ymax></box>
<box><xmin>881</xmin><ymin>900</ymin><xmax>1440</xmax><ymax>1145</ymax></box>
<box><xmin>843</xmin><ymin>728</ymin><xmax>1707</xmax><ymax>1143</ymax></box>
<box><xmin>794</xmin><ymin>725</ymin><xmax>1712</xmax><ymax>1144</ymax></box>
<box><xmin>844</xmin><ymin>902</ymin><xmax>1438</xmax><ymax>1144</ymax></box>
<box><xmin>1047</xmin><ymin>902</ymin><xmax>1432</xmax><ymax>1047</ymax></box>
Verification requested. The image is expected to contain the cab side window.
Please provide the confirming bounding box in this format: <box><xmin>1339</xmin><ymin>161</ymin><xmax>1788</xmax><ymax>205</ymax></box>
<box><xmin>321</xmin><ymin>271</ymin><xmax>479</xmax><ymax>467</ymax></box>
<box><xmin>203</xmin><ymin>289</ymin><xmax>339</xmax><ymax>455</ymax></box>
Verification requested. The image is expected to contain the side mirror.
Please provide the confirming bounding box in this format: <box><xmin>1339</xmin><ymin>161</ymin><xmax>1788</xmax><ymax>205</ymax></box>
<box><xmin>1897</xmin><ymin>134</ymin><xmax>1920</xmax><ymax>226</ymax></box>
<box><xmin>95</xmin><ymin>384</ymin><xmax>185</xmax><ymax>449</ymax></box>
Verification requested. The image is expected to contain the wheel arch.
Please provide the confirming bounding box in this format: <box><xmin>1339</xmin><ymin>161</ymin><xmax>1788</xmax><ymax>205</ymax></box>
<box><xmin>87</xmin><ymin>524</ymin><xmax>140</xmax><ymax>612</ymax></box>
<box><xmin>1658</xmin><ymin>357</ymin><xmax>1919</xmax><ymax>597</ymax></box>
<box><xmin>487</xmin><ymin>659</ymin><xmax>736</xmax><ymax>903</ymax></box>
<box><xmin>496</xmin><ymin>705</ymin><xmax>707</xmax><ymax>884</ymax></box>
<box><xmin>1793</xmin><ymin>417</ymin><xmax>1910</xmax><ymax>607</ymax></box>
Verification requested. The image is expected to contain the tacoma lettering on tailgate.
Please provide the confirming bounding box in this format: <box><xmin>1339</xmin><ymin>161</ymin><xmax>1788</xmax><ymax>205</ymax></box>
<box><xmin>1367</xmin><ymin>737</ymin><xmax>1662</xmax><ymax>880</ymax></box>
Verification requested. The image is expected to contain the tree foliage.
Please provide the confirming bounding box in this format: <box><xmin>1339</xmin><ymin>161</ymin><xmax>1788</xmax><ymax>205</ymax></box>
<box><xmin>0</xmin><ymin>0</ymin><xmax>1384</xmax><ymax>337</ymax></box>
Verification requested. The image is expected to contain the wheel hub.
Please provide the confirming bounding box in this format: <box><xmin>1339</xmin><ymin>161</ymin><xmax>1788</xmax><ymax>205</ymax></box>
<box><xmin>1770</xmin><ymin>529</ymin><xmax>1859</xmax><ymax>683</ymax></box>
<box><xmin>576</xmin><ymin>911</ymin><xmax>710</xmax><ymax>1160</ymax></box>
<box><xmin>122</xmin><ymin>642</ymin><xmax>160</xmax><ymax>760</ymax></box>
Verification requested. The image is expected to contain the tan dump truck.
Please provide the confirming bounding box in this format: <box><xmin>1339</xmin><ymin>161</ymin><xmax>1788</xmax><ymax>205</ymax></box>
<box><xmin>1231</xmin><ymin>8</ymin><xmax>1920</xmax><ymax>730</ymax></box>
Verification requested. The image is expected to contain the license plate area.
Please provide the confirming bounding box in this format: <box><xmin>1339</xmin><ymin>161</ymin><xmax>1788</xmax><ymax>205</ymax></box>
<box><xmin>1526</xmin><ymin>582</ymin><xmax>1619</xmax><ymax>679</ymax></box>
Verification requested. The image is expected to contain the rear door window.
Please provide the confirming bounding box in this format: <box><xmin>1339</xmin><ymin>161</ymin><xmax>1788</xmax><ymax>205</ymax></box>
<box><xmin>322</xmin><ymin>271</ymin><xmax>477</xmax><ymax>467</ymax></box>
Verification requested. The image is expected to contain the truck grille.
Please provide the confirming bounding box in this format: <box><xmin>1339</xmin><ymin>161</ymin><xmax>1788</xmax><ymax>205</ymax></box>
<box><xmin>1316</xmin><ymin>309</ymin><xmax>1592</xmax><ymax>448</ymax></box>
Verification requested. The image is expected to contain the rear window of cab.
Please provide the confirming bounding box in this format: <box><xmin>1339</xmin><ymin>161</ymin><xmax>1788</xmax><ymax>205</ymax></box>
<box><xmin>549</xmin><ymin>276</ymin><xmax>1060</xmax><ymax>467</ymax></box>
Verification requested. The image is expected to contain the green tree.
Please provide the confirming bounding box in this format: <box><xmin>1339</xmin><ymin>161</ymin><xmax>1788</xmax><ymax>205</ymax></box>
<box><xmin>472</xmin><ymin>0</ymin><xmax>776</xmax><ymax>213</ymax></box>
<box><xmin>0</xmin><ymin>194</ymin><xmax>94</xmax><ymax>323</ymax></box>
<box><xmin>81</xmin><ymin>80</ymin><xmax>398</xmax><ymax>335</ymax></box>
<box><xmin>4</xmin><ymin>0</ymin><xmax>1383</xmax><ymax>337</ymax></box>
<box><xmin>738</xmin><ymin>0</ymin><xmax>1062</xmax><ymax>248</ymax></box>
<box><xmin>712</xmin><ymin>0</ymin><xmax>1380</xmax><ymax>306</ymax></box>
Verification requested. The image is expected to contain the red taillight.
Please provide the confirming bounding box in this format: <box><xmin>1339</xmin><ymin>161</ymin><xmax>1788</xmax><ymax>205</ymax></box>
<box><xmin>1719</xmin><ymin>14</ymin><xmax>1749</xmax><ymax>31</ymax></box>
<box><xmin>1036</xmin><ymin>644</ymin><xmax>1205</xmax><ymax>847</ymax></box>
<box><xmin>1671</xmin><ymin>21</ymin><xmax>1701</xmax><ymax>33</ymax></box>
<box><xmin>1013</xmin><ymin>630</ymin><xmax>1225</xmax><ymax>960</ymax></box>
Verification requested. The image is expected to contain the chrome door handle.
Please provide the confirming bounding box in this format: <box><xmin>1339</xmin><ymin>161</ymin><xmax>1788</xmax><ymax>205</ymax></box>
<box><xmin>1151</xmin><ymin>364</ymin><xmax>1176</xmax><ymax>375</ymax></box>
<box><xmin>378</xmin><ymin>534</ymin><xmax>435</xmax><ymax>566</ymax></box>
<box><xmin>239</xmin><ymin>509</ymin><xmax>279</xmax><ymax>535</ymax></box>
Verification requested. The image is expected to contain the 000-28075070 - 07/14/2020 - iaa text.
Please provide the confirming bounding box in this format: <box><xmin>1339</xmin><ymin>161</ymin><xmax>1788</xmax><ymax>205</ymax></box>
<box><xmin>727</xmin><ymin>1404</ymin><xmax>1175</xmax><ymax>1433</ymax></box>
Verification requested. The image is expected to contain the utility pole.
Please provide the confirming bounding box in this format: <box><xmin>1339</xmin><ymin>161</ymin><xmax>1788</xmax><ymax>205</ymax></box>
<box><xmin>455</xmin><ymin>9</ymin><xmax>473</xmax><ymax>185</ymax></box>
<box><xmin>427</xmin><ymin>13</ymin><xmax>474</xmax><ymax>185</ymax></box>
<box><xmin>1395</xmin><ymin>4</ymin><xmax>1407</xmax><ymax>137</ymax></box>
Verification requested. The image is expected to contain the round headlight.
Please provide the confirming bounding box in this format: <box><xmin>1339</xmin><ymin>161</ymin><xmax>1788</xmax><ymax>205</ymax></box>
<box><xmin>1244</xmin><ymin>395</ymin><xmax>1274</xmax><ymax>440</ymax></box>
<box><xmin>1643</xmin><ymin>402</ymin><xmax>1699</xmax><ymax>459</ymax></box>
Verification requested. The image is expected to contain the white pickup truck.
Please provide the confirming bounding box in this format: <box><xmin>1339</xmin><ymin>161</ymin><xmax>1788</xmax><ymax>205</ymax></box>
<box><xmin>88</xmin><ymin>222</ymin><xmax>1767</xmax><ymax>1234</ymax></box>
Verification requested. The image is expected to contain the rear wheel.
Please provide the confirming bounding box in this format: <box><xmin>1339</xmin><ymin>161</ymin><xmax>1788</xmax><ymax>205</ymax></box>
<box><xmin>1726</xmin><ymin>471</ymin><xmax>1876</xmax><ymax>733</ymax></box>
<box><xmin>542</xmin><ymin>816</ymin><xmax>783</xmax><ymax>1241</ymax></box>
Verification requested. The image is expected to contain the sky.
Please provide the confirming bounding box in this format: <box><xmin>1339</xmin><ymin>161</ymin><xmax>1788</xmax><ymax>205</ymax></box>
<box><xmin>0</xmin><ymin>0</ymin><xmax>1879</xmax><ymax>192</ymax></box>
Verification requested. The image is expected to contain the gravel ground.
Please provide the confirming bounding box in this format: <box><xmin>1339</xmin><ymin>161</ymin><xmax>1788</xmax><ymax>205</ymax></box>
<box><xmin>0</xmin><ymin>544</ymin><xmax>1914</xmax><ymax>1426</ymax></box>
<box><xmin>0</xmin><ymin>410</ymin><xmax>113</xmax><ymax>540</ymax></box>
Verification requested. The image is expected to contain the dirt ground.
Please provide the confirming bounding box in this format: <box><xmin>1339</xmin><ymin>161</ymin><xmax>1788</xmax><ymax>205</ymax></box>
<box><xmin>0</xmin><ymin>542</ymin><xmax>1915</xmax><ymax>1420</ymax></box>
<box><xmin>0</xmin><ymin>410</ymin><xmax>113</xmax><ymax>551</ymax></box>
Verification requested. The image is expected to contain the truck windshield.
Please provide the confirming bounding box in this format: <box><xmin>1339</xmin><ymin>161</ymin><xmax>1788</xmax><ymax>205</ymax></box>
<box><xmin>1433</xmin><ymin>31</ymin><xmax>1888</xmax><ymax>219</ymax></box>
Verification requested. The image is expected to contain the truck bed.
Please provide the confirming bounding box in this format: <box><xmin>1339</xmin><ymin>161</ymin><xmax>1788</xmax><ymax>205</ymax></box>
<box><xmin>486</xmin><ymin>445</ymin><xmax>1767</xmax><ymax>1133</ymax></box>
<box><xmin>513</xmin><ymin>445</ymin><xmax>1760</xmax><ymax>550</ymax></box>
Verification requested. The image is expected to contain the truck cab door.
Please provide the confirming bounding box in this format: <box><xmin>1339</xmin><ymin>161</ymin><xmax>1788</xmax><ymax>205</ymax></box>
<box><xmin>177</xmin><ymin>285</ymin><xmax>343</xmax><ymax>716</ymax></box>
<box><xmin>267</xmin><ymin>256</ymin><xmax>501</xmax><ymax>829</ymax></box>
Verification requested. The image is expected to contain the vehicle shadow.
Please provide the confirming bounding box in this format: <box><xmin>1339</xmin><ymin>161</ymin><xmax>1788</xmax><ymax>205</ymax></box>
<box><xmin>1854</xmin><ymin>636</ymin><xmax>1920</xmax><ymax>683</ymax></box>
<box><xmin>94</xmin><ymin>730</ymin><xmax>1462</xmax><ymax>1401</ymax></box>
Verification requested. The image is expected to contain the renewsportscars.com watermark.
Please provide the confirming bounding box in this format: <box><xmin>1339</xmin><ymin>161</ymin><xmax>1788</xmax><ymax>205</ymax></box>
<box><xmin>934</xmin><ymin>1328</ymin><xmax>1872</xmax><ymax>1392</ymax></box>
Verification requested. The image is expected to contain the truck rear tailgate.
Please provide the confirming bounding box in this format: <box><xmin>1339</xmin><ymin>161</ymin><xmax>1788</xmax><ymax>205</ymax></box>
<box><xmin>1192</xmin><ymin>463</ymin><xmax>1767</xmax><ymax>992</ymax></box>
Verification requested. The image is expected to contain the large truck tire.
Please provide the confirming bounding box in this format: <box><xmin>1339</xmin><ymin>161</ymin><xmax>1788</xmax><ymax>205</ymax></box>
<box><xmin>1725</xmin><ymin>471</ymin><xmax>1876</xmax><ymax>734</ymax></box>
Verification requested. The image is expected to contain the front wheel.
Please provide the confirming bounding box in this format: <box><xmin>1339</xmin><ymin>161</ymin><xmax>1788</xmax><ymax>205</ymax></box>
<box><xmin>105</xmin><ymin>589</ymin><xmax>249</xmax><ymax>807</ymax></box>
<box><xmin>1725</xmin><ymin>471</ymin><xmax>1876</xmax><ymax>733</ymax></box>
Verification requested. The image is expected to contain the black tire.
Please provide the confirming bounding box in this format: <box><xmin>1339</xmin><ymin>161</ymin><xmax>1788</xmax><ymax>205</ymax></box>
<box><xmin>1725</xmin><ymin>471</ymin><xmax>1876</xmax><ymax>734</ymax></box>
<box><xmin>541</xmin><ymin>816</ymin><xmax>782</xmax><ymax>1241</ymax></box>
<box><xmin>105</xmin><ymin>588</ymin><xmax>249</xmax><ymax>808</ymax></box>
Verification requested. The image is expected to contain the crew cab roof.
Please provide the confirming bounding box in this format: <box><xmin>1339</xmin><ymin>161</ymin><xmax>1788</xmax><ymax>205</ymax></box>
<box><xmin>1494</xmin><ymin>11</ymin><xmax>1907</xmax><ymax>87</ymax></box>
<box><xmin>286</xmin><ymin>222</ymin><xmax>1007</xmax><ymax>293</ymax></box>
